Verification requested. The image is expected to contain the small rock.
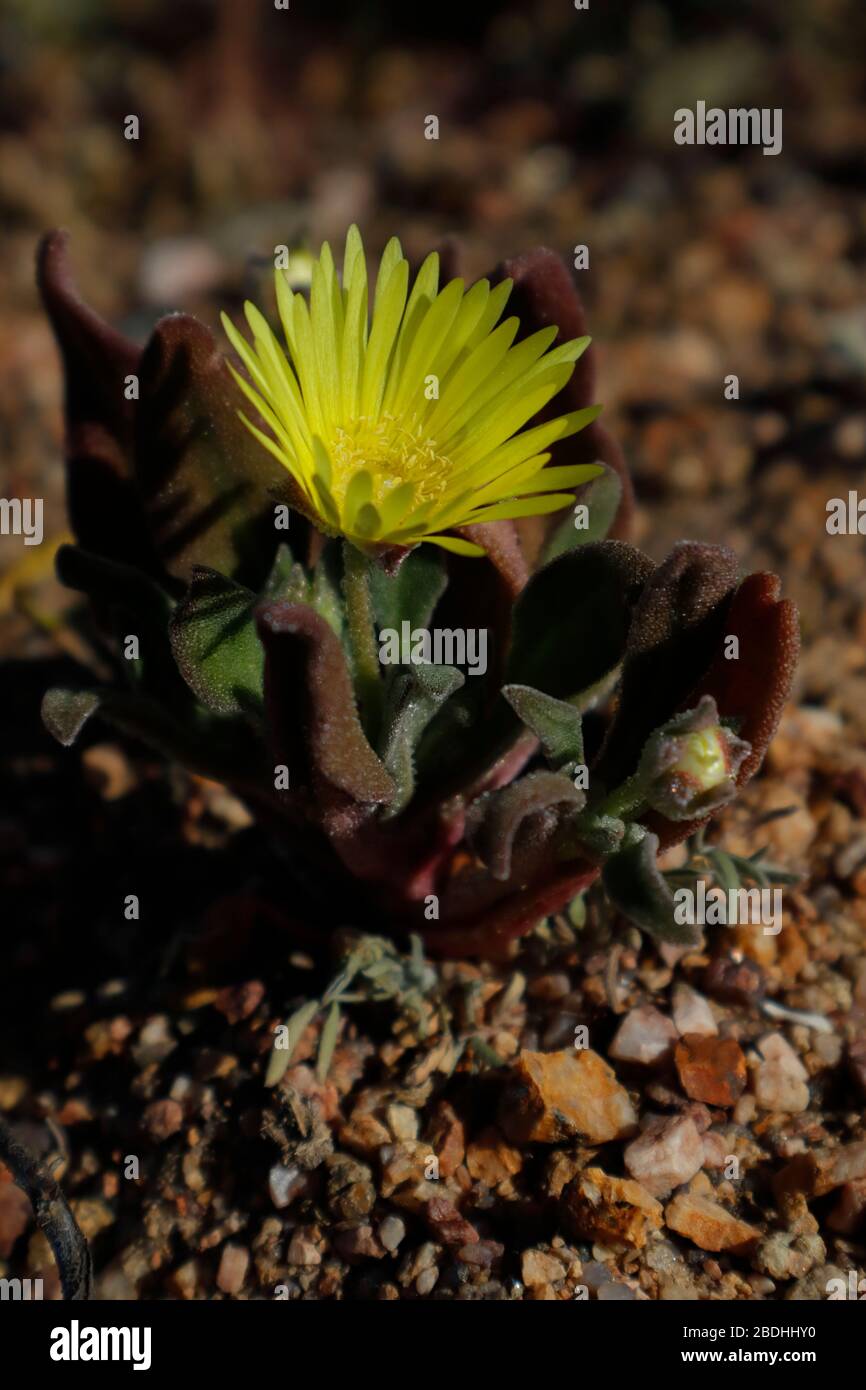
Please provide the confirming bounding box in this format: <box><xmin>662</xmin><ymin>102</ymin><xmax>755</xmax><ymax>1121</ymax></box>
<box><xmin>672</xmin><ymin>983</ymin><xmax>717</xmax><ymax>1037</ymax></box>
<box><xmin>457</xmin><ymin>1240</ymin><xmax>503</xmax><ymax>1267</ymax></box>
<box><xmin>674</xmin><ymin>1034</ymin><xmax>747</xmax><ymax>1107</ymax></box>
<box><xmin>753</xmin><ymin>1228</ymin><xmax>825</xmax><ymax>1281</ymax></box>
<box><xmin>704</xmin><ymin>955</ymin><xmax>764</xmax><ymax>1004</ymax></box>
<box><xmin>609</xmin><ymin>1006</ymin><xmax>678</xmax><ymax>1066</ymax></box>
<box><xmin>818</xmin><ymin>1141</ymin><xmax>866</xmax><ymax>1193</ymax></box>
<box><xmin>751</xmin><ymin>1033</ymin><xmax>810</xmax><ymax>1113</ymax></box>
<box><xmin>142</xmin><ymin>1099</ymin><xmax>184</xmax><ymax>1141</ymax></box>
<box><xmin>786</xmin><ymin>1264</ymin><xmax>846</xmax><ymax>1301</ymax></box>
<box><xmin>378</xmin><ymin>1214</ymin><xmax>406</xmax><ymax>1252</ymax></box>
<box><xmin>424</xmin><ymin>1196</ymin><xmax>479</xmax><ymax>1249</ymax></box>
<box><xmin>425</xmin><ymin>1100</ymin><xmax>465</xmax><ymax>1179</ymax></box>
<box><xmin>501</xmin><ymin>1048</ymin><xmax>637</xmax><ymax>1145</ymax></box>
<box><xmin>665</xmin><ymin>1193</ymin><xmax>760</xmax><ymax>1253</ymax></box>
<box><xmin>521</xmin><ymin>1248</ymin><xmax>568</xmax><ymax>1288</ymax></box>
<box><xmin>386</xmin><ymin>1103</ymin><xmax>418</xmax><ymax>1142</ymax></box>
<box><xmin>268</xmin><ymin>1163</ymin><xmax>308</xmax><ymax>1210</ymax></box>
<box><xmin>416</xmin><ymin>1266</ymin><xmax>438</xmax><ymax>1295</ymax></box>
<box><xmin>465</xmin><ymin>1126</ymin><xmax>523</xmax><ymax>1187</ymax></box>
<box><xmin>216</xmin><ymin>1243</ymin><xmax>250</xmax><ymax>1295</ymax></box>
<box><xmin>624</xmin><ymin>1113</ymin><xmax>705</xmax><ymax>1198</ymax></box>
<box><xmin>563</xmin><ymin>1166</ymin><xmax>663</xmax><ymax>1250</ymax></box>
<box><xmin>827</xmin><ymin>1180</ymin><xmax>866</xmax><ymax>1235</ymax></box>
<box><xmin>333</xmin><ymin>1225</ymin><xmax>385</xmax><ymax>1260</ymax></box>
<box><xmin>288</xmin><ymin>1230</ymin><xmax>322</xmax><ymax>1266</ymax></box>
<box><xmin>701</xmin><ymin>1131</ymin><xmax>730</xmax><ymax>1169</ymax></box>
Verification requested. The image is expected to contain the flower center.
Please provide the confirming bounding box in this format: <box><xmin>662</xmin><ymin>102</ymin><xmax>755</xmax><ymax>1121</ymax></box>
<box><xmin>329</xmin><ymin>415</ymin><xmax>452</xmax><ymax>508</ymax></box>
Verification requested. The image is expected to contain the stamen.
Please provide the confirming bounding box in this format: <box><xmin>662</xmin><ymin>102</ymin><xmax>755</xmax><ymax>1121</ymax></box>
<box><xmin>329</xmin><ymin>415</ymin><xmax>452</xmax><ymax>507</ymax></box>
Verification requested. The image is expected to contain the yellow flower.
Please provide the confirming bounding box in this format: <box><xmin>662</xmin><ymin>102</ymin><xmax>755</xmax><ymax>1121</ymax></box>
<box><xmin>221</xmin><ymin>227</ymin><xmax>603</xmax><ymax>556</ymax></box>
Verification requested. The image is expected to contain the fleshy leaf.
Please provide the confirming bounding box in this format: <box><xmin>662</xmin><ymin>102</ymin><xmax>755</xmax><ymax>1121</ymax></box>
<box><xmin>41</xmin><ymin>688</ymin><xmax>101</xmax><ymax>746</ymax></box>
<box><xmin>602</xmin><ymin>828</ymin><xmax>700</xmax><ymax>946</ymax></box>
<box><xmin>506</xmin><ymin>540</ymin><xmax>654</xmax><ymax>700</ymax></box>
<box><xmin>169</xmin><ymin>567</ymin><xmax>264</xmax><ymax>719</ymax></box>
<box><xmin>37</xmin><ymin>232</ymin><xmax>156</xmax><ymax>570</ymax></box>
<box><xmin>56</xmin><ymin>545</ymin><xmax>187</xmax><ymax>704</ymax></box>
<box><xmin>369</xmin><ymin>545</ymin><xmax>447</xmax><ymax>632</ymax></box>
<box><xmin>542</xmin><ymin>463</ymin><xmax>623</xmax><ymax>562</ymax></box>
<box><xmin>256</xmin><ymin>601</ymin><xmax>396</xmax><ymax>807</ymax></box>
<box><xmin>380</xmin><ymin>663</ymin><xmax>465</xmax><ymax>818</ymax></box>
<box><xmin>502</xmin><ymin>684</ymin><xmax>584</xmax><ymax>774</ymax></box>
<box><xmin>595</xmin><ymin>541</ymin><xmax>739</xmax><ymax>788</ymax></box>
<box><xmin>650</xmin><ymin>572</ymin><xmax>800</xmax><ymax>851</ymax></box>
<box><xmin>135</xmin><ymin>314</ymin><xmax>288</xmax><ymax>587</ymax></box>
<box><xmin>469</xmin><ymin>769</ymin><xmax>586</xmax><ymax>881</ymax></box>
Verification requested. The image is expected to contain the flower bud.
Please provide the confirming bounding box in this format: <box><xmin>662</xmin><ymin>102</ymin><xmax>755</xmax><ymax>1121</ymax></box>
<box><xmin>639</xmin><ymin>696</ymin><xmax>751</xmax><ymax>821</ymax></box>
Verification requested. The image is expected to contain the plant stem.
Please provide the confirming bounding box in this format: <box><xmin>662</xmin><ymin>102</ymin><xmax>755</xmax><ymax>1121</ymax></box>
<box><xmin>595</xmin><ymin>772</ymin><xmax>647</xmax><ymax>821</ymax></box>
<box><xmin>342</xmin><ymin>540</ymin><xmax>383</xmax><ymax>740</ymax></box>
<box><xmin>0</xmin><ymin>1114</ymin><xmax>92</xmax><ymax>1300</ymax></box>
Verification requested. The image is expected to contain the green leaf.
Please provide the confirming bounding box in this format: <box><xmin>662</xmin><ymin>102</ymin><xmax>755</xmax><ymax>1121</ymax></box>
<box><xmin>169</xmin><ymin>567</ymin><xmax>264</xmax><ymax>718</ymax></box>
<box><xmin>41</xmin><ymin>688</ymin><xmax>101</xmax><ymax>746</ymax></box>
<box><xmin>316</xmin><ymin>1001</ymin><xmax>341</xmax><ymax>1082</ymax></box>
<box><xmin>369</xmin><ymin>546</ymin><xmax>447</xmax><ymax>632</ymax></box>
<box><xmin>472</xmin><ymin>770</ymin><xmax>586</xmax><ymax>881</ymax></box>
<box><xmin>261</xmin><ymin>543</ymin><xmax>308</xmax><ymax>604</ymax></box>
<box><xmin>380</xmin><ymin>662</ymin><xmax>465</xmax><ymax>817</ymax></box>
<box><xmin>502</xmin><ymin>684</ymin><xmax>584</xmax><ymax>773</ymax></box>
<box><xmin>310</xmin><ymin>539</ymin><xmax>345</xmax><ymax>639</ymax></box>
<box><xmin>602</xmin><ymin>828</ymin><xmax>699</xmax><ymax>945</ymax></box>
<box><xmin>265</xmin><ymin>999</ymin><xmax>321</xmax><ymax>1087</ymax></box>
<box><xmin>506</xmin><ymin>540</ymin><xmax>654</xmax><ymax>702</ymax></box>
<box><xmin>542</xmin><ymin>463</ymin><xmax>622</xmax><ymax>562</ymax></box>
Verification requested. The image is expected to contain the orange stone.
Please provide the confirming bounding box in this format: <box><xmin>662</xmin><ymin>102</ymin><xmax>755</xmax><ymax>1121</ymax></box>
<box><xmin>501</xmin><ymin>1048</ymin><xmax>637</xmax><ymax>1145</ymax></box>
<box><xmin>465</xmin><ymin>1127</ymin><xmax>523</xmax><ymax>1186</ymax></box>
<box><xmin>563</xmin><ymin>1166</ymin><xmax>663</xmax><ymax>1250</ymax></box>
<box><xmin>674</xmin><ymin>1034</ymin><xmax>746</xmax><ymax>1107</ymax></box>
<box><xmin>665</xmin><ymin>1192</ymin><xmax>760</xmax><ymax>1253</ymax></box>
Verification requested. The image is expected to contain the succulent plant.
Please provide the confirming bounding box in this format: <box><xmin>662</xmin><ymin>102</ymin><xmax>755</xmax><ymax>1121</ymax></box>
<box><xmin>37</xmin><ymin>229</ymin><xmax>799</xmax><ymax>958</ymax></box>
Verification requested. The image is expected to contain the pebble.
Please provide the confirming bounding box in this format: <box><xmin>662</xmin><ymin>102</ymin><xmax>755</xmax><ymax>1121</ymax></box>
<box><xmin>563</xmin><ymin>1167</ymin><xmax>663</xmax><ymax>1250</ymax></box>
<box><xmin>665</xmin><ymin>1193</ymin><xmax>760</xmax><ymax>1254</ymax></box>
<box><xmin>465</xmin><ymin>1126</ymin><xmax>523</xmax><ymax>1186</ymax></box>
<box><xmin>674</xmin><ymin>1034</ymin><xmax>747</xmax><ymax>1107</ymax></box>
<box><xmin>521</xmin><ymin>1248</ymin><xmax>568</xmax><ymax>1288</ymax></box>
<box><xmin>287</xmin><ymin>1230</ymin><xmax>322</xmax><ymax>1267</ymax></box>
<box><xmin>268</xmin><ymin>1163</ymin><xmax>308</xmax><ymax>1210</ymax></box>
<box><xmin>671</xmin><ymin>983</ymin><xmax>717</xmax><ymax>1037</ymax></box>
<box><xmin>378</xmin><ymin>1214</ymin><xmax>406</xmax><ymax>1252</ymax></box>
<box><xmin>142</xmin><ymin>1099</ymin><xmax>184</xmax><ymax>1141</ymax></box>
<box><xmin>624</xmin><ymin>1113</ymin><xmax>705</xmax><ymax>1197</ymax></box>
<box><xmin>386</xmin><ymin>1103</ymin><xmax>419</xmax><ymax>1142</ymax></box>
<box><xmin>216</xmin><ymin>1243</ymin><xmax>250</xmax><ymax>1295</ymax></box>
<box><xmin>416</xmin><ymin>1266</ymin><xmax>438</xmax><ymax>1295</ymax></box>
<box><xmin>424</xmin><ymin>1196</ymin><xmax>479</xmax><ymax>1249</ymax></box>
<box><xmin>333</xmin><ymin>1225</ymin><xmax>384</xmax><ymax>1260</ymax></box>
<box><xmin>609</xmin><ymin>1006</ymin><xmax>678</xmax><ymax>1066</ymax></box>
<box><xmin>501</xmin><ymin>1048</ymin><xmax>637</xmax><ymax>1145</ymax></box>
<box><xmin>750</xmin><ymin>1033</ymin><xmax>810</xmax><ymax>1113</ymax></box>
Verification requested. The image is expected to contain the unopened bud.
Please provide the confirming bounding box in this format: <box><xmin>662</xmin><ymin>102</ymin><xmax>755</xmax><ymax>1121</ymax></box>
<box><xmin>639</xmin><ymin>696</ymin><xmax>750</xmax><ymax>821</ymax></box>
